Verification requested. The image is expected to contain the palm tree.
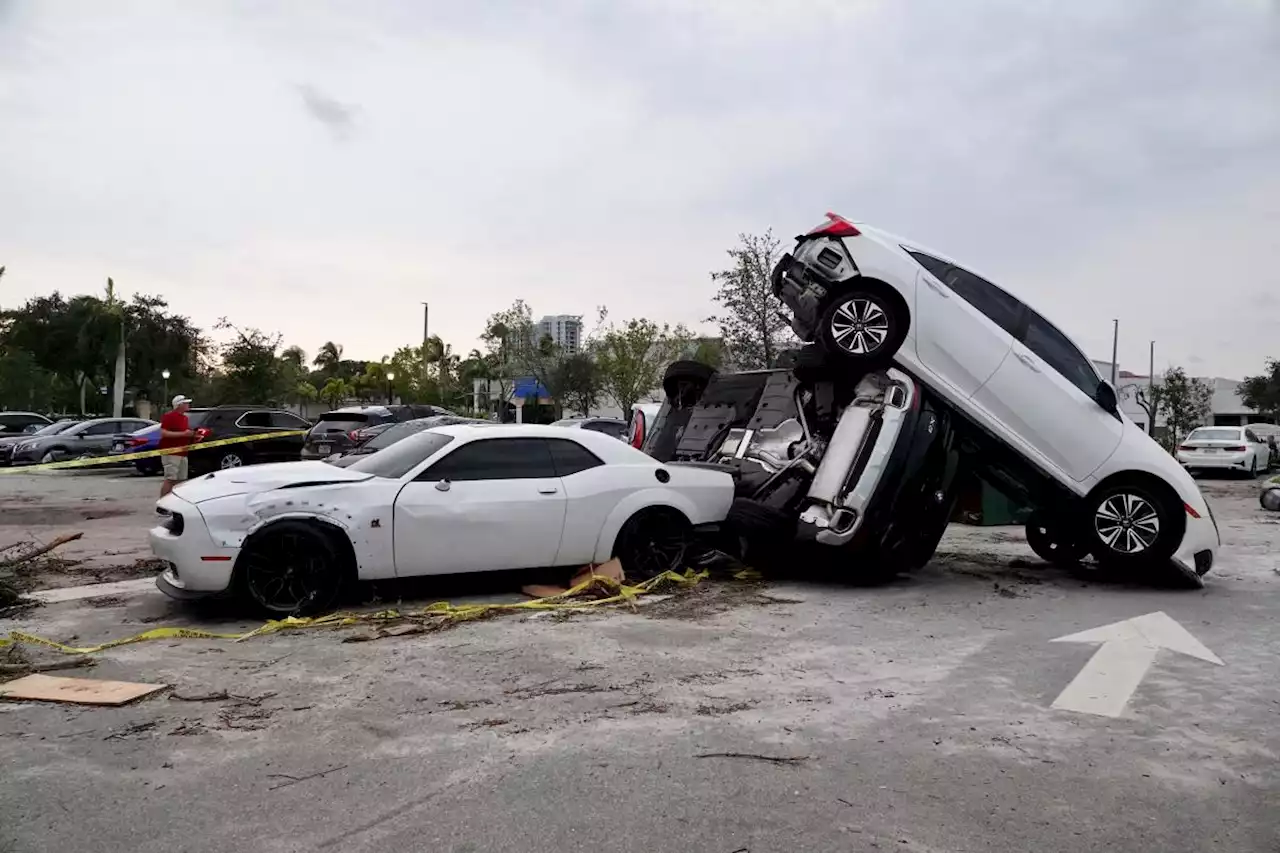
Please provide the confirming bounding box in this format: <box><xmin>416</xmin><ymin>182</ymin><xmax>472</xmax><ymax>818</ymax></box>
<box><xmin>313</xmin><ymin>341</ymin><xmax>343</xmax><ymax>372</ymax></box>
<box><xmin>319</xmin><ymin>377</ymin><xmax>350</xmax><ymax>408</ymax></box>
<box><xmin>281</xmin><ymin>345</ymin><xmax>306</xmax><ymax>369</ymax></box>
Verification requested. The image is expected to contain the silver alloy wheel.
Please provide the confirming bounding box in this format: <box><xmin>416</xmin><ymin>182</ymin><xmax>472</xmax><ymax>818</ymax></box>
<box><xmin>829</xmin><ymin>297</ymin><xmax>890</xmax><ymax>355</ymax></box>
<box><xmin>219</xmin><ymin>453</ymin><xmax>244</xmax><ymax>469</ymax></box>
<box><xmin>1094</xmin><ymin>493</ymin><xmax>1161</xmax><ymax>554</ymax></box>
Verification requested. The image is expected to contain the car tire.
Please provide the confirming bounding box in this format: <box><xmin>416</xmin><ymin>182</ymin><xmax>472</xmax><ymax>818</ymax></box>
<box><xmin>1025</xmin><ymin>511</ymin><xmax>1090</xmax><ymax>566</ymax></box>
<box><xmin>723</xmin><ymin>497</ymin><xmax>795</xmax><ymax>570</ymax></box>
<box><xmin>237</xmin><ymin>520</ymin><xmax>348</xmax><ymax>617</ymax></box>
<box><xmin>40</xmin><ymin>450</ymin><xmax>60</xmax><ymax>465</ymax></box>
<box><xmin>613</xmin><ymin>507</ymin><xmax>693</xmax><ymax>580</ymax></box>
<box><xmin>816</xmin><ymin>288</ymin><xmax>906</xmax><ymax>364</ymax></box>
<box><xmin>790</xmin><ymin>344</ymin><xmax>836</xmax><ymax>385</ymax></box>
<box><xmin>662</xmin><ymin>361</ymin><xmax>716</xmax><ymax>406</ymax></box>
<box><xmin>1082</xmin><ymin>480</ymin><xmax>1183</xmax><ymax>576</ymax></box>
<box><xmin>1260</xmin><ymin>487</ymin><xmax>1280</xmax><ymax>512</ymax></box>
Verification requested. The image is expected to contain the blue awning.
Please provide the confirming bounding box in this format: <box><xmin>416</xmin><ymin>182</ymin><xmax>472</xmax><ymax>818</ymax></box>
<box><xmin>512</xmin><ymin>377</ymin><xmax>550</xmax><ymax>399</ymax></box>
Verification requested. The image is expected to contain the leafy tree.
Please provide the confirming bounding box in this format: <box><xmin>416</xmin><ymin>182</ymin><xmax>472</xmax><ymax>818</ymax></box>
<box><xmin>594</xmin><ymin>318</ymin><xmax>691</xmax><ymax>416</ymax></box>
<box><xmin>555</xmin><ymin>352</ymin><xmax>603</xmax><ymax>416</ymax></box>
<box><xmin>216</xmin><ymin>320</ymin><xmax>287</xmax><ymax>404</ymax></box>
<box><xmin>690</xmin><ymin>337</ymin><xmax>725</xmax><ymax>369</ymax></box>
<box><xmin>320</xmin><ymin>377</ymin><xmax>351</xmax><ymax>408</ymax></box>
<box><xmin>313</xmin><ymin>341</ymin><xmax>344</xmax><ymax>373</ymax></box>
<box><xmin>707</xmin><ymin>230</ymin><xmax>795</xmax><ymax>369</ymax></box>
<box><xmin>479</xmin><ymin>301</ymin><xmax>534</xmax><ymax>409</ymax></box>
<box><xmin>1238</xmin><ymin>358</ymin><xmax>1280</xmax><ymax>423</ymax></box>
<box><xmin>1157</xmin><ymin>366</ymin><xmax>1214</xmax><ymax>450</ymax></box>
<box><xmin>296</xmin><ymin>381</ymin><xmax>318</xmax><ymax>405</ymax></box>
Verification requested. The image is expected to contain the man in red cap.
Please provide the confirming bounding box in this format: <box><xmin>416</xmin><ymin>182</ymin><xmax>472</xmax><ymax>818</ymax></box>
<box><xmin>158</xmin><ymin>394</ymin><xmax>195</xmax><ymax>497</ymax></box>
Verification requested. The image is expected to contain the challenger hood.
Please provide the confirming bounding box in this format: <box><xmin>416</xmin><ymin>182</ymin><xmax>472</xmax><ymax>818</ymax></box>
<box><xmin>173</xmin><ymin>461</ymin><xmax>375</xmax><ymax>504</ymax></box>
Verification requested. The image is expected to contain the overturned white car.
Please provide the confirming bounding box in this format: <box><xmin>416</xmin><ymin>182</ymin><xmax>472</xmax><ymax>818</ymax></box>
<box><xmin>150</xmin><ymin>423</ymin><xmax>734</xmax><ymax>614</ymax></box>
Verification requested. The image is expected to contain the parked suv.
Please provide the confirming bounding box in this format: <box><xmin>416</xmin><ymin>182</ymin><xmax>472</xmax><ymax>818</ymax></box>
<box><xmin>182</xmin><ymin>406</ymin><xmax>312</xmax><ymax>473</ymax></box>
<box><xmin>0</xmin><ymin>411</ymin><xmax>51</xmax><ymax>437</ymax></box>
<box><xmin>301</xmin><ymin>404</ymin><xmax>453</xmax><ymax>460</ymax></box>
<box><xmin>770</xmin><ymin>212</ymin><xmax>1219</xmax><ymax>584</ymax></box>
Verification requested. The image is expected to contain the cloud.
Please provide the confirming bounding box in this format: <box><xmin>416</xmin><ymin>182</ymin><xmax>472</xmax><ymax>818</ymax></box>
<box><xmin>297</xmin><ymin>84</ymin><xmax>357</xmax><ymax>139</ymax></box>
<box><xmin>0</xmin><ymin>0</ymin><xmax>1277</xmax><ymax>376</ymax></box>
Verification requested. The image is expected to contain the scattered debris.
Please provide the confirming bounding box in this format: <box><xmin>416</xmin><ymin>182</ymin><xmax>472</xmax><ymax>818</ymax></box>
<box><xmin>463</xmin><ymin>718</ymin><xmax>512</xmax><ymax>731</ymax></box>
<box><xmin>266</xmin><ymin>764</ymin><xmax>348</xmax><ymax>791</ymax></box>
<box><xmin>695</xmin><ymin>700</ymin><xmax>757</xmax><ymax>716</ymax></box>
<box><xmin>695</xmin><ymin>752</ymin><xmax>809</xmax><ymax>765</ymax></box>
<box><xmin>0</xmin><ymin>655</ymin><xmax>95</xmax><ymax>677</ymax></box>
<box><xmin>437</xmin><ymin>698</ymin><xmax>494</xmax><ymax>711</ymax></box>
<box><xmin>0</xmin><ymin>532</ymin><xmax>84</xmax><ymax>569</ymax></box>
<box><xmin>0</xmin><ymin>674</ymin><xmax>167</xmax><ymax>706</ymax></box>
<box><xmin>86</xmin><ymin>595</ymin><xmax>126</xmax><ymax>608</ymax></box>
<box><xmin>521</xmin><ymin>557</ymin><xmax>626</xmax><ymax>599</ymax></box>
<box><xmin>103</xmin><ymin>720</ymin><xmax>160</xmax><ymax>740</ymax></box>
<box><xmin>170</xmin><ymin>690</ymin><xmax>231</xmax><ymax>702</ymax></box>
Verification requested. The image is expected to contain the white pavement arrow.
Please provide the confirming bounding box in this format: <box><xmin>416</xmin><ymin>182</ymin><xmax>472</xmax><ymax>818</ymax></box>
<box><xmin>1050</xmin><ymin>611</ymin><xmax>1223</xmax><ymax>718</ymax></box>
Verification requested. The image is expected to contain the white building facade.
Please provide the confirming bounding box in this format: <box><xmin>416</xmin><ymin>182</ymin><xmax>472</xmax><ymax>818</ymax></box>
<box><xmin>535</xmin><ymin>315</ymin><xmax>584</xmax><ymax>353</ymax></box>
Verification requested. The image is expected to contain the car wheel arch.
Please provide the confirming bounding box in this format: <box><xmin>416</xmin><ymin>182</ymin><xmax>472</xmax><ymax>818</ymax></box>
<box><xmin>236</xmin><ymin>515</ymin><xmax>359</xmax><ymax>580</ymax></box>
<box><xmin>593</xmin><ymin>491</ymin><xmax>697</xmax><ymax>564</ymax></box>
<box><xmin>1082</xmin><ymin>470</ymin><xmax>1188</xmax><ymax>554</ymax></box>
<box><xmin>827</xmin><ymin>276</ymin><xmax>912</xmax><ymax>336</ymax></box>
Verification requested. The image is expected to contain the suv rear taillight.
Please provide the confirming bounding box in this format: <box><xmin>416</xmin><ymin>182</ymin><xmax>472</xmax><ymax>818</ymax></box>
<box><xmin>629</xmin><ymin>414</ymin><xmax>645</xmax><ymax>449</ymax></box>
<box><xmin>349</xmin><ymin>429</ymin><xmax>363</xmax><ymax>442</ymax></box>
<box><xmin>805</xmin><ymin>212</ymin><xmax>860</xmax><ymax>238</ymax></box>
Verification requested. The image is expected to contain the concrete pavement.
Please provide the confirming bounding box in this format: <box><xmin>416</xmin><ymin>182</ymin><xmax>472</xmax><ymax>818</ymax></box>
<box><xmin>1</xmin><ymin>478</ymin><xmax>1276</xmax><ymax>852</ymax></box>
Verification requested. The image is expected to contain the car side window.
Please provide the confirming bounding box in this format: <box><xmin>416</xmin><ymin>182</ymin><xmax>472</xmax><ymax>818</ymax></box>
<box><xmin>420</xmin><ymin>438</ymin><xmax>558</xmax><ymax>481</ymax></box>
<box><xmin>1022</xmin><ymin>310</ymin><xmax>1102</xmax><ymax>400</ymax></box>
<box><xmin>83</xmin><ymin>421</ymin><xmax>119</xmax><ymax>436</ymax></box>
<box><xmin>908</xmin><ymin>251</ymin><xmax>1023</xmax><ymax>335</ymax></box>
<box><xmin>547</xmin><ymin>438</ymin><xmax>604</xmax><ymax>476</ymax></box>
<box><xmin>270</xmin><ymin>412</ymin><xmax>309</xmax><ymax>429</ymax></box>
<box><xmin>238</xmin><ymin>411</ymin><xmax>273</xmax><ymax>429</ymax></box>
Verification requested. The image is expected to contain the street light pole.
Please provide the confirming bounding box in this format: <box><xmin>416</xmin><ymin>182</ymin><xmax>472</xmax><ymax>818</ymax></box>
<box><xmin>161</xmin><ymin>369</ymin><xmax>170</xmax><ymax>405</ymax></box>
<box><xmin>1110</xmin><ymin>319</ymin><xmax>1119</xmax><ymax>388</ymax></box>
<box><xmin>1147</xmin><ymin>340</ymin><xmax>1155</xmax><ymax>437</ymax></box>
<box><xmin>386</xmin><ymin>371</ymin><xmax>396</xmax><ymax>405</ymax></box>
<box><xmin>427</xmin><ymin>302</ymin><xmax>437</xmax><ymax>402</ymax></box>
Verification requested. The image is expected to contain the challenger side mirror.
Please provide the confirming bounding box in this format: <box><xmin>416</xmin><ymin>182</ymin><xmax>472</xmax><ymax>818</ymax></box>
<box><xmin>1095</xmin><ymin>382</ymin><xmax>1118</xmax><ymax>415</ymax></box>
<box><xmin>434</xmin><ymin>479</ymin><xmax>451</xmax><ymax>492</ymax></box>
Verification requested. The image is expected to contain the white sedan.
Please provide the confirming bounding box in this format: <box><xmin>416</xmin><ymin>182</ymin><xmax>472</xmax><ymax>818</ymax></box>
<box><xmin>1177</xmin><ymin>426</ymin><xmax>1271</xmax><ymax>477</ymax></box>
<box><xmin>150</xmin><ymin>423</ymin><xmax>734</xmax><ymax>615</ymax></box>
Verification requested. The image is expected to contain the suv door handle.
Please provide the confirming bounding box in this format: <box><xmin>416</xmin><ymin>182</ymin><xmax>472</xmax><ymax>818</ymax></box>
<box><xmin>538</xmin><ymin>487</ymin><xmax>558</xmax><ymax>495</ymax></box>
<box><xmin>1015</xmin><ymin>351</ymin><xmax>1040</xmax><ymax>372</ymax></box>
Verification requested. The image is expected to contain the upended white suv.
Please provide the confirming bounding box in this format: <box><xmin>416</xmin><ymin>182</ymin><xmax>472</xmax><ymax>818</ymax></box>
<box><xmin>771</xmin><ymin>213</ymin><xmax>1220</xmax><ymax>585</ymax></box>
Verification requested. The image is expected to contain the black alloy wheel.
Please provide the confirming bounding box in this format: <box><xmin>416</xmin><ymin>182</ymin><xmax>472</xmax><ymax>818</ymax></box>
<box><xmin>615</xmin><ymin>509</ymin><xmax>692</xmax><ymax>580</ymax></box>
<box><xmin>239</xmin><ymin>520</ymin><xmax>346</xmax><ymax>616</ymax></box>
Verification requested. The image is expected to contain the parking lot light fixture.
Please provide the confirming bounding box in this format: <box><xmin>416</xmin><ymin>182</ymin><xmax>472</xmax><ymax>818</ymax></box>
<box><xmin>386</xmin><ymin>371</ymin><xmax>396</xmax><ymax>404</ymax></box>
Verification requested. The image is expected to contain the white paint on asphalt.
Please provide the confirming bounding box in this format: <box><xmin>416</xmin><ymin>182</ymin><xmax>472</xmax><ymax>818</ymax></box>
<box><xmin>1050</xmin><ymin>611</ymin><xmax>1223</xmax><ymax>718</ymax></box>
<box><xmin>27</xmin><ymin>577</ymin><xmax>158</xmax><ymax>604</ymax></box>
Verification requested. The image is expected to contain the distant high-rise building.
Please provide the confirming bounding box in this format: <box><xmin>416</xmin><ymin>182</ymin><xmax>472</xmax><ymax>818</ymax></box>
<box><xmin>535</xmin><ymin>314</ymin><xmax>584</xmax><ymax>353</ymax></box>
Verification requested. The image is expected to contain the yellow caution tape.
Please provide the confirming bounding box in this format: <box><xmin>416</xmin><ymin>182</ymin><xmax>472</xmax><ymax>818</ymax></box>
<box><xmin>0</xmin><ymin>568</ymin><xmax>707</xmax><ymax>655</ymax></box>
<box><xmin>0</xmin><ymin>430</ymin><xmax>309</xmax><ymax>473</ymax></box>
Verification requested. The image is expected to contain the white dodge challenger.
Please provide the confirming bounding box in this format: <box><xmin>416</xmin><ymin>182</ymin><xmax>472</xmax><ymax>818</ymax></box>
<box><xmin>150</xmin><ymin>423</ymin><xmax>735</xmax><ymax>614</ymax></box>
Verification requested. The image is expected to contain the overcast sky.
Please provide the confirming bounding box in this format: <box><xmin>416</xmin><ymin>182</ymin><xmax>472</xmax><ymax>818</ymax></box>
<box><xmin>2</xmin><ymin>0</ymin><xmax>1278</xmax><ymax>379</ymax></box>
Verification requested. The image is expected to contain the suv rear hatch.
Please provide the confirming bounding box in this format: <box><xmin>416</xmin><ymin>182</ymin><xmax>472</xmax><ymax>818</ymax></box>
<box><xmin>304</xmin><ymin>412</ymin><xmax>387</xmax><ymax>457</ymax></box>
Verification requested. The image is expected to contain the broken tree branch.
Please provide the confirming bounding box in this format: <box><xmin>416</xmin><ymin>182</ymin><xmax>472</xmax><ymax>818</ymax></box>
<box><xmin>0</xmin><ymin>533</ymin><xmax>84</xmax><ymax>568</ymax></box>
<box><xmin>695</xmin><ymin>752</ymin><xmax>810</xmax><ymax>765</ymax></box>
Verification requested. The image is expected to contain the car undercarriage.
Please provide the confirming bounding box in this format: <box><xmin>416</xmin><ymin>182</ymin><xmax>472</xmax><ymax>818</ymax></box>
<box><xmin>644</xmin><ymin>351</ymin><xmax>965</xmax><ymax>580</ymax></box>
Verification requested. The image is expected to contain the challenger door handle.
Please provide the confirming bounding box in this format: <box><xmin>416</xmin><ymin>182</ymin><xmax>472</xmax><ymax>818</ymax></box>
<box><xmin>921</xmin><ymin>274</ymin><xmax>949</xmax><ymax>297</ymax></box>
<box><xmin>538</xmin><ymin>487</ymin><xmax>558</xmax><ymax>495</ymax></box>
<box><xmin>1016</xmin><ymin>352</ymin><xmax>1040</xmax><ymax>372</ymax></box>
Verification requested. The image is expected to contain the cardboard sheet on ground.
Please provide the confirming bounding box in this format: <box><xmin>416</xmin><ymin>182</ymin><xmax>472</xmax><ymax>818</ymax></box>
<box><xmin>0</xmin><ymin>673</ymin><xmax>167</xmax><ymax>706</ymax></box>
<box><xmin>522</xmin><ymin>558</ymin><xmax>625</xmax><ymax>599</ymax></box>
